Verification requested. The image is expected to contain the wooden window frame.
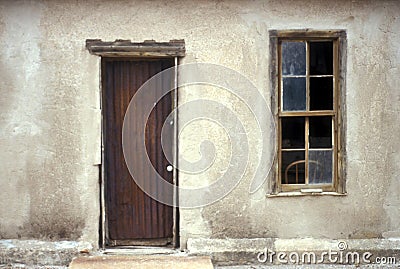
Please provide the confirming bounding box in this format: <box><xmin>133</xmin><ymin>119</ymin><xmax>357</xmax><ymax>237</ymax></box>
<box><xmin>269</xmin><ymin>30</ymin><xmax>347</xmax><ymax>195</ymax></box>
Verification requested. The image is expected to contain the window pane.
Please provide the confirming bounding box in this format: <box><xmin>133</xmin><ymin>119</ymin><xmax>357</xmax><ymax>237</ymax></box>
<box><xmin>309</xmin><ymin>150</ymin><xmax>333</xmax><ymax>184</ymax></box>
<box><xmin>309</xmin><ymin>116</ymin><xmax>332</xmax><ymax>148</ymax></box>
<box><xmin>281</xmin><ymin>151</ymin><xmax>305</xmax><ymax>184</ymax></box>
<box><xmin>310</xmin><ymin>77</ymin><xmax>333</xmax><ymax>110</ymax></box>
<box><xmin>282</xmin><ymin>42</ymin><xmax>306</xmax><ymax>75</ymax></box>
<box><xmin>310</xmin><ymin>42</ymin><xmax>333</xmax><ymax>75</ymax></box>
<box><xmin>282</xmin><ymin>77</ymin><xmax>306</xmax><ymax>111</ymax></box>
<box><xmin>281</xmin><ymin>117</ymin><xmax>305</xmax><ymax>149</ymax></box>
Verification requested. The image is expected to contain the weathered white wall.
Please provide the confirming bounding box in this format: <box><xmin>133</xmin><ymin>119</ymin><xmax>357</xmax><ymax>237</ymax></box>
<box><xmin>0</xmin><ymin>0</ymin><xmax>399</xmax><ymax>249</ymax></box>
<box><xmin>0</xmin><ymin>0</ymin><xmax>101</xmax><ymax>243</ymax></box>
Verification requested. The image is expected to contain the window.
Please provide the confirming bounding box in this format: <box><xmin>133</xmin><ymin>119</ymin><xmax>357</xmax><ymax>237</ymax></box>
<box><xmin>269</xmin><ymin>30</ymin><xmax>346</xmax><ymax>194</ymax></box>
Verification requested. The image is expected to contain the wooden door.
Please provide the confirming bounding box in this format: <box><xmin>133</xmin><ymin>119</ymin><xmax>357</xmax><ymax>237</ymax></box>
<box><xmin>102</xmin><ymin>58</ymin><xmax>175</xmax><ymax>246</ymax></box>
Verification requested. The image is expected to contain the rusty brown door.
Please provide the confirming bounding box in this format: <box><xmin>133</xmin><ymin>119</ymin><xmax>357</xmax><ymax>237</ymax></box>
<box><xmin>102</xmin><ymin>58</ymin><xmax>174</xmax><ymax>246</ymax></box>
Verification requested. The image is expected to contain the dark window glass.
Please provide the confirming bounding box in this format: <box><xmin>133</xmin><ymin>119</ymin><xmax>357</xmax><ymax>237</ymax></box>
<box><xmin>281</xmin><ymin>117</ymin><xmax>305</xmax><ymax>149</ymax></box>
<box><xmin>281</xmin><ymin>151</ymin><xmax>305</xmax><ymax>184</ymax></box>
<box><xmin>310</xmin><ymin>42</ymin><xmax>333</xmax><ymax>75</ymax></box>
<box><xmin>310</xmin><ymin>77</ymin><xmax>333</xmax><ymax>110</ymax></box>
<box><xmin>282</xmin><ymin>42</ymin><xmax>306</xmax><ymax>75</ymax></box>
<box><xmin>282</xmin><ymin>77</ymin><xmax>306</xmax><ymax>111</ymax></box>
<box><xmin>309</xmin><ymin>116</ymin><xmax>332</xmax><ymax>148</ymax></box>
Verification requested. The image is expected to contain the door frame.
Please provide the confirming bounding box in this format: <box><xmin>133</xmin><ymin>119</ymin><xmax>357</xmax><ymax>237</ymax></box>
<box><xmin>86</xmin><ymin>39</ymin><xmax>185</xmax><ymax>249</ymax></box>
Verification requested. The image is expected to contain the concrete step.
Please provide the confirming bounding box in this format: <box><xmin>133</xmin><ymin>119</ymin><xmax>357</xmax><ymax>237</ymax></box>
<box><xmin>69</xmin><ymin>255</ymin><xmax>214</xmax><ymax>269</ymax></box>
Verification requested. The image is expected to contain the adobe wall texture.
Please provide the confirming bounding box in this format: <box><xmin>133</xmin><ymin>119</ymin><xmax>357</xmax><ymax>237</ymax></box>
<box><xmin>0</xmin><ymin>0</ymin><xmax>398</xmax><ymax>250</ymax></box>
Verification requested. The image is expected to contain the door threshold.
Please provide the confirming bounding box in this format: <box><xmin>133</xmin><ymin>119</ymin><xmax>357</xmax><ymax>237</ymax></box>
<box><xmin>102</xmin><ymin>247</ymin><xmax>184</xmax><ymax>256</ymax></box>
<box><xmin>107</xmin><ymin>238</ymin><xmax>173</xmax><ymax>247</ymax></box>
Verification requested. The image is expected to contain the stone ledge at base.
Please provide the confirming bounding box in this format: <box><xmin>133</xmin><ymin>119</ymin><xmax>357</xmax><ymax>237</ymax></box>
<box><xmin>187</xmin><ymin>238</ymin><xmax>400</xmax><ymax>266</ymax></box>
<box><xmin>0</xmin><ymin>240</ymin><xmax>93</xmax><ymax>266</ymax></box>
<box><xmin>69</xmin><ymin>255</ymin><xmax>213</xmax><ymax>269</ymax></box>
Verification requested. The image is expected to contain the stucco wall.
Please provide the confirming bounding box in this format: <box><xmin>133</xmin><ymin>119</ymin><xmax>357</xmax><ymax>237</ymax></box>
<box><xmin>0</xmin><ymin>0</ymin><xmax>399</xmax><ymax>249</ymax></box>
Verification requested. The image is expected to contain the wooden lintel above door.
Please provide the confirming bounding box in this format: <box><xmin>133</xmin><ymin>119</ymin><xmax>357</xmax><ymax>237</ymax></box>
<box><xmin>86</xmin><ymin>39</ymin><xmax>185</xmax><ymax>58</ymax></box>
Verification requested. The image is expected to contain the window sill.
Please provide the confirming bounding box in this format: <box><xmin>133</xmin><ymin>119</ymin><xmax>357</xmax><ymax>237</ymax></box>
<box><xmin>267</xmin><ymin>191</ymin><xmax>347</xmax><ymax>198</ymax></box>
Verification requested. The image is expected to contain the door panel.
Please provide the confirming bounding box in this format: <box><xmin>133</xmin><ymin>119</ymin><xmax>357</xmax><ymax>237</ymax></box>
<box><xmin>102</xmin><ymin>58</ymin><xmax>174</xmax><ymax>245</ymax></box>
